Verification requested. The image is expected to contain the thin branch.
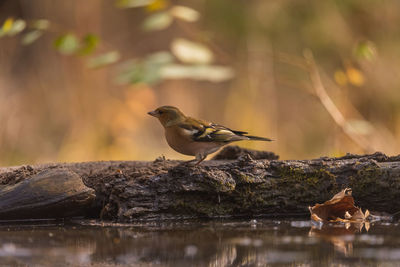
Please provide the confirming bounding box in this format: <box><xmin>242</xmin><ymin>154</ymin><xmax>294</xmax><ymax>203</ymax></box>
<box><xmin>303</xmin><ymin>49</ymin><xmax>374</xmax><ymax>153</ymax></box>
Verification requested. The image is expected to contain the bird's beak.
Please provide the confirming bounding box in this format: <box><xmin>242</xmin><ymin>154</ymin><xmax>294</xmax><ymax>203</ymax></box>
<box><xmin>147</xmin><ymin>110</ymin><xmax>157</xmax><ymax>117</ymax></box>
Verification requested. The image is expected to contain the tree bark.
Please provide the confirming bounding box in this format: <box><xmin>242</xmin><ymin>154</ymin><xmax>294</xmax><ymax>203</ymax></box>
<box><xmin>0</xmin><ymin>146</ymin><xmax>399</xmax><ymax>222</ymax></box>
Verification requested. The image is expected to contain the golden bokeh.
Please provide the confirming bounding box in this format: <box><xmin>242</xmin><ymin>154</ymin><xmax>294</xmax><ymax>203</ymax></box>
<box><xmin>0</xmin><ymin>0</ymin><xmax>399</xmax><ymax>165</ymax></box>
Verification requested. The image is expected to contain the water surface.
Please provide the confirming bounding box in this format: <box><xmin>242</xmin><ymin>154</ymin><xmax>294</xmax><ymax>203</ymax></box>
<box><xmin>0</xmin><ymin>219</ymin><xmax>399</xmax><ymax>266</ymax></box>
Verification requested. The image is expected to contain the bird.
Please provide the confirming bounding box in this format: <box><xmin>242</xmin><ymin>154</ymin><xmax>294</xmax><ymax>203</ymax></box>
<box><xmin>148</xmin><ymin>106</ymin><xmax>273</xmax><ymax>165</ymax></box>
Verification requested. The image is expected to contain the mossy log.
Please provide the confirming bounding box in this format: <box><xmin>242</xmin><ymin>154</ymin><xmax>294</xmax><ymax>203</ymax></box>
<box><xmin>0</xmin><ymin>146</ymin><xmax>399</xmax><ymax>221</ymax></box>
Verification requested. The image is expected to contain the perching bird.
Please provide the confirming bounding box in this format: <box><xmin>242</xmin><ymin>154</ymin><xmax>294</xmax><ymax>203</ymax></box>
<box><xmin>148</xmin><ymin>106</ymin><xmax>273</xmax><ymax>165</ymax></box>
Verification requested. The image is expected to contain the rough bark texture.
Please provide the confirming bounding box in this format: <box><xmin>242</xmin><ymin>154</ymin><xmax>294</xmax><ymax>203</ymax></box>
<box><xmin>0</xmin><ymin>146</ymin><xmax>399</xmax><ymax>222</ymax></box>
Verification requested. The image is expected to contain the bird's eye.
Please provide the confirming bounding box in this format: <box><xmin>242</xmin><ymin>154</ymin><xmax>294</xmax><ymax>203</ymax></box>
<box><xmin>158</xmin><ymin>110</ymin><xmax>164</xmax><ymax>114</ymax></box>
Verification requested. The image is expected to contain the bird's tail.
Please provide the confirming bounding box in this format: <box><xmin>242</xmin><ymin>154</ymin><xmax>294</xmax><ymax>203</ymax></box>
<box><xmin>246</xmin><ymin>135</ymin><xmax>273</xmax><ymax>141</ymax></box>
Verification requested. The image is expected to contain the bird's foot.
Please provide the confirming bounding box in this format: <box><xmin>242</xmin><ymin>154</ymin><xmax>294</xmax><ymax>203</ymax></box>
<box><xmin>177</xmin><ymin>159</ymin><xmax>196</xmax><ymax>167</ymax></box>
<box><xmin>177</xmin><ymin>159</ymin><xmax>205</xmax><ymax>167</ymax></box>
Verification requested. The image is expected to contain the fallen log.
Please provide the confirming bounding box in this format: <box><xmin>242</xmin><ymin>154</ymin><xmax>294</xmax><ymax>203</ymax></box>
<box><xmin>0</xmin><ymin>146</ymin><xmax>399</xmax><ymax>222</ymax></box>
<box><xmin>0</xmin><ymin>168</ymin><xmax>95</xmax><ymax>220</ymax></box>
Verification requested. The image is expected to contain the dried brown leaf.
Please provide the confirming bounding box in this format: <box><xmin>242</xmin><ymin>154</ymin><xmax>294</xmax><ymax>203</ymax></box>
<box><xmin>310</xmin><ymin>188</ymin><xmax>369</xmax><ymax>223</ymax></box>
<box><xmin>365</xmin><ymin>221</ymin><xmax>370</xmax><ymax>232</ymax></box>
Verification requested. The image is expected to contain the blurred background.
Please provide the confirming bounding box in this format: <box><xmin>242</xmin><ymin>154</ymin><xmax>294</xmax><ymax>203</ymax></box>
<box><xmin>0</xmin><ymin>0</ymin><xmax>399</xmax><ymax>166</ymax></box>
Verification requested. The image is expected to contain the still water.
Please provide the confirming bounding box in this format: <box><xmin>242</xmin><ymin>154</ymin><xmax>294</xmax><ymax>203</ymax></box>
<box><xmin>0</xmin><ymin>219</ymin><xmax>399</xmax><ymax>266</ymax></box>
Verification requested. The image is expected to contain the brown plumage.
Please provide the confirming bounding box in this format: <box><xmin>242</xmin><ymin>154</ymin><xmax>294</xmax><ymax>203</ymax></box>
<box><xmin>148</xmin><ymin>106</ymin><xmax>273</xmax><ymax>165</ymax></box>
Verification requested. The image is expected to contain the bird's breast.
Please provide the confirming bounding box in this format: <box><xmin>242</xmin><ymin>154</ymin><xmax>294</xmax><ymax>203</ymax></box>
<box><xmin>165</xmin><ymin>127</ymin><xmax>221</xmax><ymax>156</ymax></box>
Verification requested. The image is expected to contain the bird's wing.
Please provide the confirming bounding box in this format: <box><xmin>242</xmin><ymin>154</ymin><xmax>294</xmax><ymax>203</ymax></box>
<box><xmin>178</xmin><ymin>117</ymin><xmax>247</xmax><ymax>143</ymax></box>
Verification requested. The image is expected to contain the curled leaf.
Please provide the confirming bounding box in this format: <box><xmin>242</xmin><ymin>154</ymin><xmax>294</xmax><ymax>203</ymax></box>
<box><xmin>309</xmin><ymin>188</ymin><xmax>369</xmax><ymax>223</ymax></box>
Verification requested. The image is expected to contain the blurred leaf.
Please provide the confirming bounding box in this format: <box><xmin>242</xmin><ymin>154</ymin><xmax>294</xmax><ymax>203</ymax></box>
<box><xmin>116</xmin><ymin>51</ymin><xmax>174</xmax><ymax>85</ymax></box>
<box><xmin>334</xmin><ymin>70</ymin><xmax>348</xmax><ymax>86</ymax></box>
<box><xmin>80</xmin><ymin>34</ymin><xmax>99</xmax><ymax>55</ymax></box>
<box><xmin>0</xmin><ymin>18</ymin><xmax>26</xmax><ymax>37</ymax></box>
<box><xmin>115</xmin><ymin>0</ymin><xmax>154</xmax><ymax>8</ymax></box>
<box><xmin>142</xmin><ymin>52</ymin><xmax>174</xmax><ymax>82</ymax></box>
<box><xmin>160</xmin><ymin>64</ymin><xmax>234</xmax><ymax>82</ymax></box>
<box><xmin>169</xmin><ymin>6</ymin><xmax>200</xmax><ymax>22</ymax></box>
<box><xmin>146</xmin><ymin>51</ymin><xmax>174</xmax><ymax>65</ymax></box>
<box><xmin>32</xmin><ymin>19</ymin><xmax>50</xmax><ymax>30</ymax></box>
<box><xmin>7</xmin><ymin>19</ymin><xmax>26</xmax><ymax>36</ymax></box>
<box><xmin>54</xmin><ymin>33</ymin><xmax>80</xmax><ymax>55</ymax></box>
<box><xmin>146</xmin><ymin>0</ymin><xmax>168</xmax><ymax>11</ymax></box>
<box><xmin>354</xmin><ymin>41</ymin><xmax>377</xmax><ymax>61</ymax></box>
<box><xmin>142</xmin><ymin>12</ymin><xmax>173</xmax><ymax>31</ymax></box>
<box><xmin>346</xmin><ymin>67</ymin><xmax>364</xmax><ymax>87</ymax></box>
<box><xmin>116</xmin><ymin>61</ymin><xmax>145</xmax><ymax>84</ymax></box>
<box><xmin>21</xmin><ymin>30</ymin><xmax>43</xmax><ymax>45</ymax></box>
<box><xmin>1</xmin><ymin>18</ymin><xmax>14</xmax><ymax>35</ymax></box>
<box><xmin>171</xmin><ymin>38</ymin><xmax>214</xmax><ymax>64</ymax></box>
<box><xmin>87</xmin><ymin>51</ymin><xmax>120</xmax><ymax>68</ymax></box>
<box><xmin>345</xmin><ymin>120</ymin><xmax>373</xmax><ymax>135</ymax></box>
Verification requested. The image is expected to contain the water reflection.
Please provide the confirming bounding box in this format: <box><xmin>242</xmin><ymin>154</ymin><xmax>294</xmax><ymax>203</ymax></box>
<box><xmin>309</xmin><ymin>222</ymin><xmax>369</xmax><ymax>256</ymax></box>
<box><xmin>0</xmin><ymin>219</ymin><xmax>398</xmax><ymax>266</ymax></box>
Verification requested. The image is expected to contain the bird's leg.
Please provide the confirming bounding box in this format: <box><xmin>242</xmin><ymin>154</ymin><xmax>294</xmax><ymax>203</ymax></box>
<box><xmin>180</xmin><ymin>154</ymin><xmax>206</xmax><ymax>166</ymax></box>
<box><xmin>179</xmin><ymin>157</ymin><xmax>198</xmax><ymax>166</ymax></box>
<box><xmin>194</xmin><ymin>154</ymin><xmax>207</xmax><ymax>166</ymax></box>
<box><xmin>183</xmin><ymin>159</ymin><xmax>197</xmax><ymax>165</ymax></box>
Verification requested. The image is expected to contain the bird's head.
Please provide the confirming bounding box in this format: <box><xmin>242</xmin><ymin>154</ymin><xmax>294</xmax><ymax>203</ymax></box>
<box><xmin>148</xmin><ymin>106</ymin><xmax>186</xmax><ymax>127</ymax></box>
